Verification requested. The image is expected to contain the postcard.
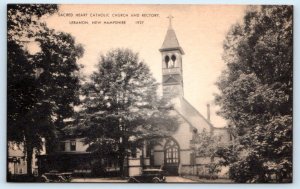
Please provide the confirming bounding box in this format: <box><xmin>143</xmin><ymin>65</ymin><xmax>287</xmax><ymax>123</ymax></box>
<box><xmin>7</xmin><ymin>4</ymin><xmax>293</xmax><ymax>183</ymax></box>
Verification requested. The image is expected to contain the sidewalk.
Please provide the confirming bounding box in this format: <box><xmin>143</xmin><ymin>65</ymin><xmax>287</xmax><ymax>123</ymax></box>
<box><xmin>71</xmin><ymin>177</ymin><xmax>127</xmax><ymax>183</ymax></box>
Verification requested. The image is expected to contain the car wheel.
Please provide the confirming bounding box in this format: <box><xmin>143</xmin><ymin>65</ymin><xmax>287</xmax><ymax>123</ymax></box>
<box><xmin>128</xmin><ymin>178</ymin><xmax>136</xmax><ymax>183</ymax></box>
<box><xmin>152</xmin><ymin>178</ymin><xmax>160</xmax><ymax>183</ymax></box>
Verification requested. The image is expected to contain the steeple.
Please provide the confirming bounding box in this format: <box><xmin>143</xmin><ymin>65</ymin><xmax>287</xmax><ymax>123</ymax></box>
<box><xmin>160</xmin><ymin>15</ymin><xmax>184</xmax><ymax>54</ymax></box>
<box><xmin>159</xmin><ymin>15</ymin><xmax>184</xmax><ymax>99</ymax></box>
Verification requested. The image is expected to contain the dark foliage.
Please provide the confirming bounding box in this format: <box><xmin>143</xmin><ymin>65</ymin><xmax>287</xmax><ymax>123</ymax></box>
<box><xmin>215</xmin><ymin>6</ymin><xmax>292</xmax><ymax>183</ymax></box>
<box><xmin>7</xmin><ymin>4</ymin><xmax>83</xmax><ymax>176</ymax></box>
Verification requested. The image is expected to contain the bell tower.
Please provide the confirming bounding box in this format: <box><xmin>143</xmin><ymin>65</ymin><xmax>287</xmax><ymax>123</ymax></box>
<box><xmin>159</xmin><ymin>15</ymin><xmax>184</xmax><ymax>99</ymax></box>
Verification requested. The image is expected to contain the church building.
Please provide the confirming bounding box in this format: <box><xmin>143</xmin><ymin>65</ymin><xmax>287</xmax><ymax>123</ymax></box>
<box><xmin>126</xmin><ymin>16</ymin><xmax>232</xmax><ymax>177</ymax></box>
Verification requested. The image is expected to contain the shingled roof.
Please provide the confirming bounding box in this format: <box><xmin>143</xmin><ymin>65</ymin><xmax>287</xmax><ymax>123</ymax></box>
<box><xmin>159</xmin><ymin>24</ymin><xmax>184</xmax><ymax>54</ymax></box>
<box><xmin>175</xmin><ymin>97</ymin><xmax>213</xmax><ymax>131</ymax></box>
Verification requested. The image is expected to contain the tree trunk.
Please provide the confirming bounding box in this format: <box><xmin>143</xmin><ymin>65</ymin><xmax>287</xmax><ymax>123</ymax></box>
<box><xmin>118</xmin><ymin>135</ymin><xmax>129</xmax><ymax>177</ymax></box>
<box><xmin>119</xmin><ymin>145</ymin><xmax>125</xmax><ymax>177</ymax></box>
<box><xmin>26</xmin><ymin>141</ymin><xmax>33</xmax><ymax>176</ymax></box>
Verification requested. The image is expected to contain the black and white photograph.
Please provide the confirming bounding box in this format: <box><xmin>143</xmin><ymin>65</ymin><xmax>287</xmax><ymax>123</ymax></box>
<box><xmin>7</xmin><ymin>4</ymin><xmax>293</xmax><ymax>183</ymax></box>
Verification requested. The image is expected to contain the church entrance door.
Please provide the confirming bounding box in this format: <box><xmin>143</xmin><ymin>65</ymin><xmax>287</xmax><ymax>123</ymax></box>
<box><xmin>164</xmin><ymin>138</ymin><xmax>180</xmax><ymax>176</ymax></box>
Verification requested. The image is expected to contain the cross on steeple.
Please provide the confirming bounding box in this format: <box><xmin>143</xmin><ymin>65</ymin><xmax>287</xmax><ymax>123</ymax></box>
<box><xmin>167</xmin><ymin>14</ymin><xmax>174</xmax><ymax>28</ymax></box>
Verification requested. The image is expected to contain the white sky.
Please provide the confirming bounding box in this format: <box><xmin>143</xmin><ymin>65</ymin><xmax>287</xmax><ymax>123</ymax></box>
<box><xmin>43</xmin><ymin>4</ymin><xmax>247</xmax><ymax>127</ymax></box>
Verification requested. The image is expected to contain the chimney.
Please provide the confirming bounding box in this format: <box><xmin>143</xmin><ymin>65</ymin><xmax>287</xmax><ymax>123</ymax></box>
<box><xmin>207</xmin><ymin>104</ymin><xmax>210</xmax><ymax>122</ymax></box>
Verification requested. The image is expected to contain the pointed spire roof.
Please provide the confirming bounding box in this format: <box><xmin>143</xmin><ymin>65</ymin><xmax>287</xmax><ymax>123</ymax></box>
<box><xmin>159</xmin><ymin>15</ymin><xmax>184</xmax><ymax>54</ymax></box>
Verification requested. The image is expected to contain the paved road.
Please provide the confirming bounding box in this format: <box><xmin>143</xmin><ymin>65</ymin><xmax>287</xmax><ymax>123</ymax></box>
<box><xmin>72</xmin><ymin>176</ymin><xmax>195</xmax><ymax>183</ymax></box>
<box><xmin>166</xmin><ymin>176</ymin><xmax>196</xmax><ymax>183</ymax></box>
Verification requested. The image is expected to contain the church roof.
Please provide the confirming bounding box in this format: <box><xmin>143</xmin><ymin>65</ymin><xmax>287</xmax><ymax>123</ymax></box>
<box><xmin>159</xmin><ymin>25</ymin><xmax>184</xmax><ymax>54</ymax></box>
<box><xmin>175</xmin><ymin>97</ymin><xmax>214</xmax><ymax>131</ymax></box>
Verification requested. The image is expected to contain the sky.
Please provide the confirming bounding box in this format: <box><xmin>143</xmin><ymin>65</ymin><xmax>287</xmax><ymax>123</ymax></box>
<box><xmin>43</xmin><ymin>4</ymin><xmax>247</xmax><ymax>127</ymax></box>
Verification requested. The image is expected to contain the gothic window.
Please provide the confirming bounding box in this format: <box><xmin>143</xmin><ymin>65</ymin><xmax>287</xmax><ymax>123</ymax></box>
<box><xmin>164</xmin><ymin>139</ymin><xmax>179</xmax><ymax>164</ymax></box>
<box><xmin>165</xmin><ymin>55</ymin><xmax>170</xmax><ymax>68</ymax></box>
<box><xmin>192</xmin><ymin>128</ymin><xmax>199</xmax><ymax>143</ymax></box>
<box><xmin>171</xmin><ymin>54</ymin><xmax>176</xmax><ymax>67</ymax></box>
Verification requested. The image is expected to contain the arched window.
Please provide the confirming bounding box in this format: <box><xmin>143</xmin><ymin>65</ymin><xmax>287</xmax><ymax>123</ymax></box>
<box><xmin>164</xmin><ymin>138</ymin><xmax>179</xmax><ymax>164</ymax></box>
<box><xmin>165</xmin><ymin>55</ymin><xmax>170</xmax><ymax>68</ymax></box>
<box><xmin>171</xmin><ymin>55</ymin><xmax>176</xmax><ymax>67</ymax></box>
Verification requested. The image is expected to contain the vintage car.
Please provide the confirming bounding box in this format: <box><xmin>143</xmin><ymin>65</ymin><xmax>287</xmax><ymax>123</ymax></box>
<box><xmin>39</xmin><ymin>171</ymin><xmax>72</xmax><ymax>182</ymax></box>
<box><xmin>128</xmin><ymin>169</ymin><xmax>166</xmax><ymax>183</ymax></box>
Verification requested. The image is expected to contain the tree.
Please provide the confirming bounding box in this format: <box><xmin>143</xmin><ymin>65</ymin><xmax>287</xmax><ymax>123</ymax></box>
<box><xmin>190</xmin><ymin>128</ymin><xmax>231</xmax><ymax>179</ymax></box>
<box><xmin>7</xmin><ymin>4</ymin><xmax>58</xmax><ymax>144</ymax></box>
<box><xmin>7</xmin><ymin>4</ymin><xmax>84</xmax><ymax>176</ymax></box>
<box><xmin>215</xmin><ymin>6</ymin><xmax>292</xmax><ymax>182</ymax></box>
<box><xmin>32</xmin><ymin>28</ymin><xmax>84</xmax><ymax>151</ymax></box>
<box><xmin>80</xmin><ymin>48</ymin><xmax>179</xmax><ymax>176</ymax></box>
